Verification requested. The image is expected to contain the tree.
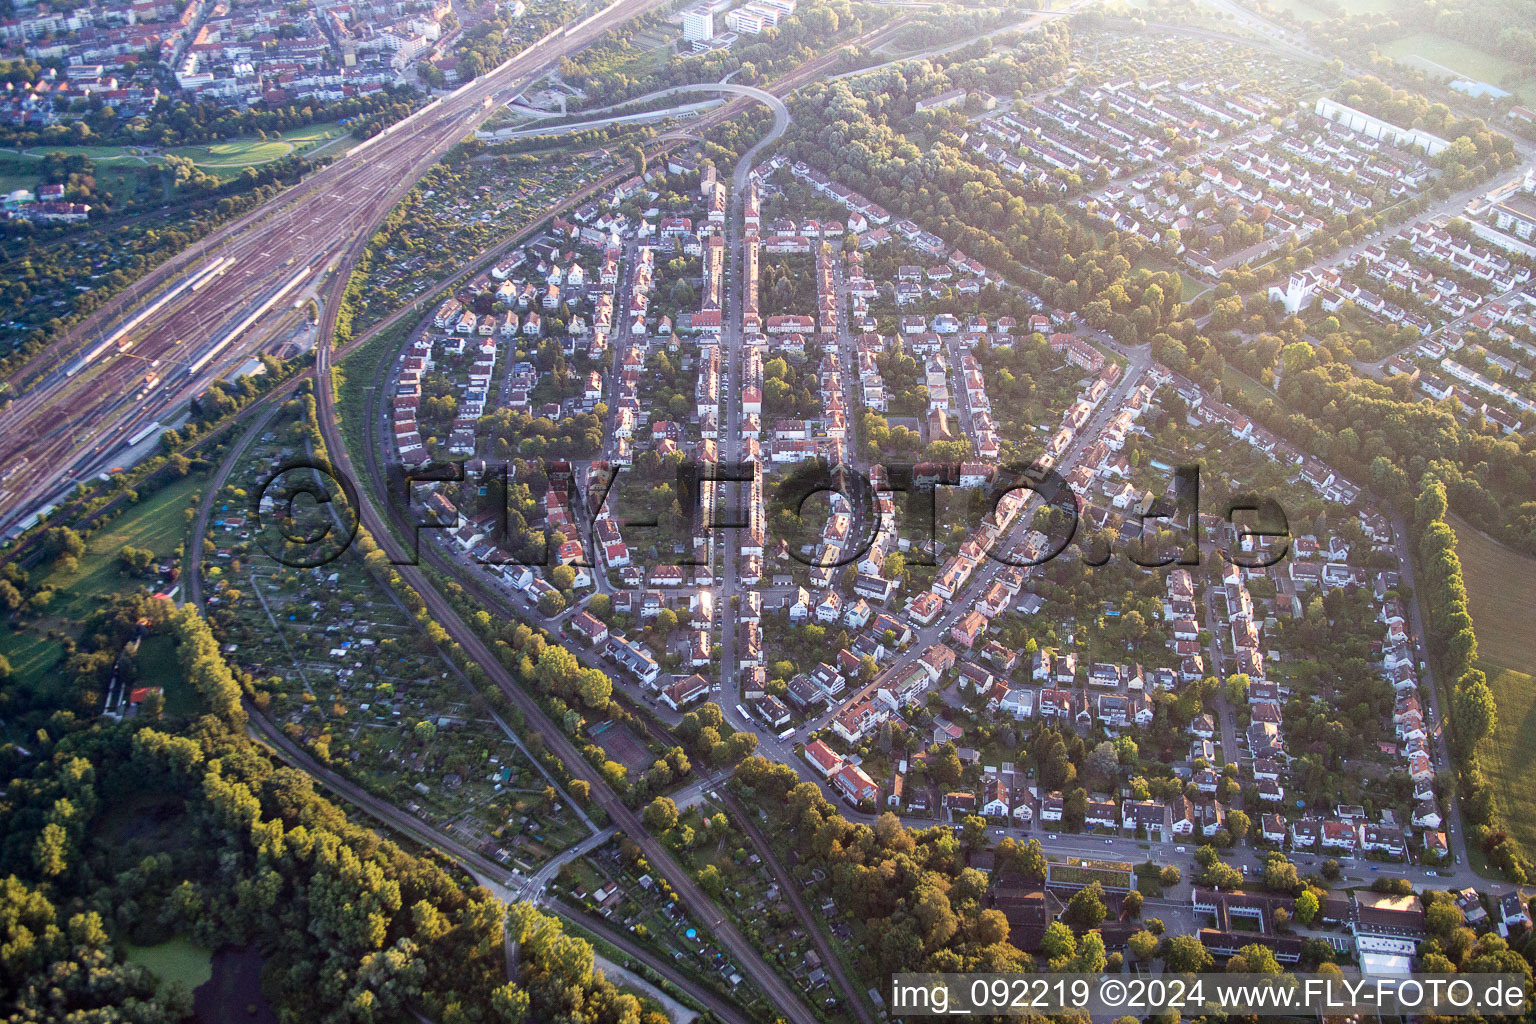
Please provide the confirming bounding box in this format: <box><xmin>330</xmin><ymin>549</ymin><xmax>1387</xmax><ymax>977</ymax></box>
<box><xmin>1121</xmin><ymin>889</ymin><xmax>1143</xmax><ymax>918</ymax></box>
<box><xmin>117</xmin><ymin>545</ymin><xmax>155</xmax><ymax>575</ymax></box>
<box><xmin>1159</xmin><ymin>864</ymin><xmax>1181</xmax><ymax>888</ymax></box>
<box><xmin>550</xmin><ymin>564</ymin><xmax>576</xmax><ymax>590</ymax></box>
<box><xmin>1067</xmin><ymin>931</ymin><xmax>1107</xmax><ymax>973</ymax></box>
<box><xmin>1063</xmin><ymin>882</ymin><xmax>1108</xmax><ymax>930</ymax></box>
<box><xmin>643</xmin><ymin>796</ymin><xmax>678</xmax><ymax>832</ymax></box>
<box><xmin>1295</xmin><ymin>889</ymin><xmax>1319</xmax><ymax>925</ymax></box>
<box><xmin>975</xmin><ymin>908</ymin><xmax>1009</xmax><ymax>946</ymax></box>
<box><xmin>931</xmin><ymin>743</ymin><xmax>963</xmax><ymax>785</ymax></box>
<box><xmin>33</xmin><ymin>823</ymin><xmax>68</xmax><ymax>877</ymax></box>
<box><xmin>1041</xmin><ymin>921</ymin><xmax>1077</xmax><ymax>962</ymax></box>
<box><xmin>538</xmin><ymin>590</ymin><xmax>566</xmax><ymax>616</ymax></box>
<box><xmin>1226</xmin><ymin>809</ymin><xmax>1251</xmax><ymax>842</ymax></box>
<box><xmin>1223</xmin><ymin>672</ymin><xmax>1250</xmax><ymax>705</ymax></box>
<box><xmin>577</xmin><ymin>667</ymin><xmax>612</xmax><ymax>710</ymax></box>
<box><xmin>1227</xmin><ymin>943</ymin><xmax>1282</xmax><ymax>974</ymax></box>
<box><xmin>1452</xmin><ymin>678</ymin><xmax>1498</xmax><ymax>752</ymax></box>
<box><xmin>1127</xmin><ymin>929</ymin><xmax>1159</xmax><ymax>962</ymax></box>
<box><xmin>414</xmin><ymin>720</ymin><xmax>438</xmax><ymax>743</ymax></box>
<box><xmin>1261</xmin><ymin>854</ymin><xmax>1301</xmax><ymax>894</ymax></box>
<box><xmin>1161</xmin><ymin>933</ymin><xmax>1213</xmax><ymax>973</ymax></box>
<box><xmin>44</xmin><ymin>526</ymin><xmax>86</xmax><ymax>562</ymax></box>
<box><xmin>1015</xmin><ymin>838</ymin><xmax>1048</xmax><ymax>882</ymax></box>
<box><xmin>1086</xmin><ymin>740</ymin><xmax>1121</xmax><ymax>782</ymax></box>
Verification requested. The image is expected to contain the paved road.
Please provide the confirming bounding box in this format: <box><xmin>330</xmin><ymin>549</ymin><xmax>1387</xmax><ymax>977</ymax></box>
<box><xmin>312</xmin><ymin>291</ymin><xmax>823</xmax><ymax>1024</ymax></box>
<box><xmin>0</xmin><ymin>0</ymin><xmax>676</xmax><ymax>534</ymax></box>
<box><xmin>245</xmin><ymin>708</ymin><xmax>749</xmax><ymax>1024</ymax></box>
<box><xmin>481</xmin><ymin>82</ymin><xmax>788</xmax><ymax>143</ymax></box>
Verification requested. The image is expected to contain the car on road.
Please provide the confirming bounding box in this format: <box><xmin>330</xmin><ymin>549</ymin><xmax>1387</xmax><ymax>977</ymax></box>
<box><xmin>1103</xmin><ymin>839</ymin><xmax>1113</xmax><ymax>845</ymax></box>
<box><xmin>1370</xmin><ymin>866</ymin><xmax>1379</xmax><ymax>872</ymax></box>
<box><xmin>1048</xmin><ymin>834</ymin><xmax>1058</xmax><ymax>841</ymax></box>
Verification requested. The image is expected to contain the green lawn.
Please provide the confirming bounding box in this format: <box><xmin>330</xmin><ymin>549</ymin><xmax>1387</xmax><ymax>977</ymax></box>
<box><xmin>35</xmin><ymin>474</ymin><xmax>203</xmax><ymax>620</ymax></box>
<box><xmin>16</xmin><ymin>123</ymin><xmax>350</xmax><ymax>188</ymax></box>
<box><xmin>123</xmin><ymin>938</ymin><xmax>214</xmax><ymax>995</ymax></box>
<box><xmin>1380</xmin><ymin>32</ymin><xmax>1536</xmax><ymax>101</ymax></box>
<box><xmin>1478</xmin><ymin>665</ymin><xmax>1536</xmax><ymax>866</ymax></box>
<box><xmin>171</xmin><ymin>139</ymin><xmax>294</xmax><ymax>166</ymax></box>
<box><xmin>1450</xmin><ymin>519</ymin><xmax>1536</xmax><ymax>866</ymax></box>
<box><xmin>0</xmin><ymin>630</ymin><xmax>64</xmax><ymax>724</ymax></box>
<box><xmin>0</xmin><ymin>157</ymin><xmax>37</xmax><ymax>194</ymax></box>
<box><xmin>165</xmin><ymin>126</ymin><xmax>350</xmax><ymax>170</ymax></box>
<box><xmin>1450</xmin><ymin>515</ymin><xmax>1536</xmax><ymax>674</ymax></box>
<box><xmin>8</xmin><ymin>475</ymin><xmax>203</xmax><ymax>714</ymax></box>
<box><xmin>1220</xmin><ymin>364</ymin><xmax>1278</xmax><ymax>406</ymax></box>
<box><xmin>13</xmin><ymin>144</ymin><xmax>152</xmax><ymax>162</ymax></box>
<box><xmin>0</xmin><ymin>147</ymin><xmax>154</xmax><ymax>203</ymax></box>
<box><xmin>335</xmin><ymin>316</ymin><xmax>414</xmax><ymax>467</ymax></box>
<box><xmin>1178</xmin><ymin>271</ymin><xmax>1211</xmax><ymax>303</ymax></box>
<box><xmin>1274</xmin><ymin>0</ymin><xmax>1397</xmax><ymax>19</ymax></box>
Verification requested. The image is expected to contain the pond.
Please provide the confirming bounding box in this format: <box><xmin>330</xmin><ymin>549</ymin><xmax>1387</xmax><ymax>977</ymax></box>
<box><xmin>123</xmin><ymin>938</ymin><xmax>213</xmax><ymax>994</ymax></box>
<box><xmin>193</xmin><ymin>946</ymin><xmax>279</xmax><ymax>1024</ymax></box>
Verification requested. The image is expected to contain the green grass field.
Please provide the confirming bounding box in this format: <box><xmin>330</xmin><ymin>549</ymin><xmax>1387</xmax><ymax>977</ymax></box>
<box><xmin>1380</xmin><ymin>32</ymin><xmax>1536</xmax><ymax>102</ymax></box>
<box><xmin>335</xmin><ymin>316</ymin><xmax>414</xmax><ymax>467</ymax></box>
<box><xmin>1273</xmin><ymin>0</ymin><xmax>1396</xmax><ymax>19</ymax></box>
<box><xmin>0</xmin><ymin>158</ymin><xmax>37</xmax><ymax>194</ymax></box>
<box><xmin>9</xmin><ymin>123</ymin><xmax>350</xmax><ymax>192</ymax></box>
<box><xmin>171</xmin><ymin>139</ymin><xmax>294</xmax><ymax>166</ymax></box>
<box><xmin>1450</xmin><ymin>516</ymin><xmax>1536</xmax><ymax>673</ymax></box>
<box><xmin>36</xmin><ymin>474</ymin><xmax>203</xmax><ymax>620</ymax></box>
<box><xmin>1451</xmin><ymin>518</ymin><xmax>1536</xmax><ymax>863</ymax></box>
<box><xmin>1477</xmin><ymin>666</ymin><xmax>1536</xmax><ymax>864</ymax></box>
<box><xmin>1178</xmin><ymin>271</ymin><xmax>1211</xmax><ymax>303</ymax></box>
<box><xmin>124</xmin><ymin>939</ymin><xmax>214</xmax><ymax>995</ymax></box>
<box><xmin>165</xmin><ymin>124</ymin><xmax>347</xmax><ymax>169</ymax></box>
<box><xmin>4</xmin><ymin>475</ymin><xmax>203</xmax><ymax>712</ymax></box>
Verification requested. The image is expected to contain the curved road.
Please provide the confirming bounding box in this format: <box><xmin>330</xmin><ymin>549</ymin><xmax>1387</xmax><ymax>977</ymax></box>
<box><xmin>0</xmin><ymin>0</ymin><xmax>677</xmax><ymax>534</ymax></box>
<box><xmin>484</xmin><ymin>82</ymin><xmax>789</xmax><ymax>143</ymax></box>
<box><xmin>187</xmin><ymin>429</ymin><xmax>755</xmax><ymax>1024</ymax></box>
<box><xmin>305</xmin><ymin>215</ymin><xmax>822</xmax><ymax>1024</ymax></box>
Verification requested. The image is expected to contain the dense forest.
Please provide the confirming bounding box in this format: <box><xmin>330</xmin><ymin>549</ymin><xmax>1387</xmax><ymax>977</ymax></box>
<box><xmin>0</xmin><ymin>606</ymin><xmax>669</xmax><ymax>1023</ymax></box>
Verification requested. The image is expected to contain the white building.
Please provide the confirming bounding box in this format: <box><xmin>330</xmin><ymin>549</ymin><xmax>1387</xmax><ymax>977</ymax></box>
<box><xmin>1314</xmin><ymin>97</ymin><xmax>1449</xmax><ymax>157</ymax></box>
<box><xmin>682</xmin><ymin>6</ymin><xmax>714</xmax><ymax>41</ymax></box>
